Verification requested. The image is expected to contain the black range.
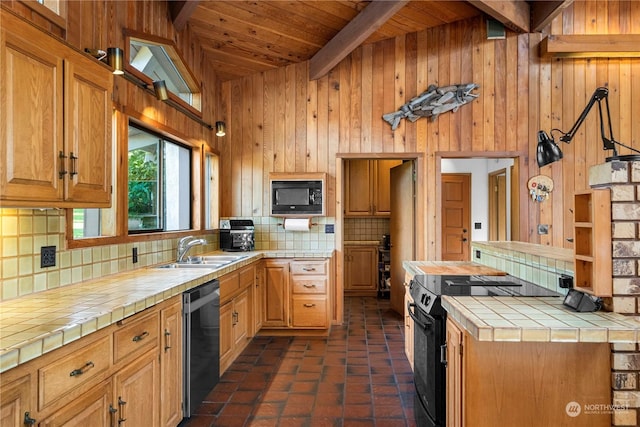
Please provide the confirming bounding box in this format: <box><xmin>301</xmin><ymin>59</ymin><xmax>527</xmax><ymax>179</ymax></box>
<box><xmin>407</xmin><ymin>274</ymin><xmax>561</xmax><ymax>427</ymax></box>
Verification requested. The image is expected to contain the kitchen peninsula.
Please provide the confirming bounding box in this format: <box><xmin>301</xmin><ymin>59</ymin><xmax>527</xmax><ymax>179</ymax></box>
<box><xmin>403</xmin><ymin>252</ymin><xmax>640</xmax><ymax>427</ymax></box>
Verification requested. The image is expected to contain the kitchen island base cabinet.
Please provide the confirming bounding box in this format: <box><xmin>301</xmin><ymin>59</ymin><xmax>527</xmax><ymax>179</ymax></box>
<box><xmin>446</xmin><ymin>318</ymin><xmax>611</xmax><ymax>427</ymax></box>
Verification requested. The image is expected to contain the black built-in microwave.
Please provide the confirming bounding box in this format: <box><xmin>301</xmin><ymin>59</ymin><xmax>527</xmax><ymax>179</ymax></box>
<box><xmin>271</xmin><ymin>179</ymin><xmax>323</xmax><ymax>215</ymax></box>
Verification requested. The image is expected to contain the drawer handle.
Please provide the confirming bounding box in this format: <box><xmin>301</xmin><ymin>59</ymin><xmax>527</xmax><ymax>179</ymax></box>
<box><xmin>69</xmin><ymin>361</ymin><xmax>95</xmax><ymax>377</ymax></box>
<box><xmin>303</xmin><ymin>303</ymin><xmax>316</xmax><ymax>308</ymax></box>
<box><xmin>303</xmin><ymin>284</ymin><xmax>317</xmax><ymax>288</ymax></box>
<box><xmin>23</xmin><ymin>412</ymin><xmax>36</xmax><ymax>425</ymax></box>
<box><xmin>132</xmin><ymin>331</ymin><xmax>149</xmax><ymax>342</ymax></box>
<box><xmin>302</xmin><ymin>267</ymin><xmax>316</xmax><ymax>272</ymax></box>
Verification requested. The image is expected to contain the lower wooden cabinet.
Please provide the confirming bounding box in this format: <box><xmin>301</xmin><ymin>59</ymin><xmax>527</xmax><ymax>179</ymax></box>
<box><xmin>0</xmin><ymin>296</ymin><xmax>182</xmax><ymax>427</ymax></box>
<box><xmin>219</xmin><ymin>265</ymin><xmax>255</xmax><ymax>374</ymax></box>
<box><xmin>344</xmin><ymin>246</ymin><xmax>377</xmax><ymax>295</ymax></box>
<box><xmin>404</xmin><ymin>287</ymin><xmax>414</xmax><ymax>372</ymax></box>
<box><xmin>113</xmin><ymin>350</ymin><xmax>159</xmax><ymax>427</ymax></box>
<box><xmin>445</xmin><ymin>317</ymin><xmax>611</xmax><ymax>427</ymax></box>
<box><xmin>160</xmin><ymin>300</ymin><xmax>183</xmax><ymax>427</ymax></box>
<box><xmin>260</xmin><ymin>258</ymin><xmax>331</xmax><ymax>334</ymax></box>
<box><xmin>262</xmin><ymin>260</ymin><xmax>290</xmax><ymax>328</ymax></box>
<box><xmin>0</xmin><ymin>374</ymin><xmax>33</xmax><ymax>427</ymax></box>
<box><xmin>39</xmin><ymin>380</ymin><xmax>112</xmax><ymax>427</ymax></box>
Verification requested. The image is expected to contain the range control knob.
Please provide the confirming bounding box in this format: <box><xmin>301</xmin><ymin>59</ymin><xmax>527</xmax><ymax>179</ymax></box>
<box><xmin>422</xmin><ymin>294</ymin><xmax>431</xmax><ymax>306</ymax></box>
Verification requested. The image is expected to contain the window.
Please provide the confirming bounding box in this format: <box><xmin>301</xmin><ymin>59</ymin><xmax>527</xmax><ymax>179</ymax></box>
<box><xmin>128</xmin><ymin>124</ymin><xmax>191</xmax><ymax>233</ymax></box>
<box><xmin>127</xmin><ymin>34</ymin><xmax>202</xmax><ymax>112</ymax></box>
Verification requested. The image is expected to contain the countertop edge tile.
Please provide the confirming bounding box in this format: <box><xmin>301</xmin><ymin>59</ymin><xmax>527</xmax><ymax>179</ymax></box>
<box><xmin>442</xmin><ymin>295</ymin><xmax>640</xmax><ymax>344</ymax></box>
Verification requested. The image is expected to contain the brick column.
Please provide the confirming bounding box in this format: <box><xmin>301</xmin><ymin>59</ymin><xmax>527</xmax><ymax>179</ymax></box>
<box><xmin>590</xmin><ymin>161</ymin><xmax>640</xmax><ymax>427</ymax></box>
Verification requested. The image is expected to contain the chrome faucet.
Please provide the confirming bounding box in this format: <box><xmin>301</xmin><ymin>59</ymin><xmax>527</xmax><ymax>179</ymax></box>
<box><xmin>177</xmin><ymin>236</ymin><xmax>207</xmax><ymax>262</ymax></box>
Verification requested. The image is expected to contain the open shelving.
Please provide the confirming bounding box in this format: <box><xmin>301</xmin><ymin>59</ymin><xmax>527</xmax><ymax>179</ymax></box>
<box><xmin>573</xmin><ymin>189</ymin><xmax>612</xmax><ymax>297</ymax></box>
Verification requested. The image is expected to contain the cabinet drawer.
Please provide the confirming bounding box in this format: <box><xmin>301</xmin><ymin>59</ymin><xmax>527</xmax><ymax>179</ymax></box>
<box><xmin>113</xmin><ymin>312</ymin><xmax>159</xmax><ymax>364</ymax></box>
<box><xmin>291</xmin><ymin>296</ymin><xmax>328</xmax><ymax>328</ymax></box>
<box><xmin>291</xmin><ymin>276</ymin><xmax>327</xmax><ymax>294</ymax></box>
<box><xmin>290</xmin><ymin>260</ymin><xmax>327</xmax><ymax>275</ymax></box>
<box><xmin>219</xmin><ymin>271</ymin><xmax>240</xmax><ymax>302</ymax></box>
<box><xmin>239</xmin><ymin>265</ymin><xmax>255</xmax><ymax>289</ymax></box>
<box><xmin>38</xmin><ymin>335</ymin><xmax>111</xmax><ymax>409</ymax></box>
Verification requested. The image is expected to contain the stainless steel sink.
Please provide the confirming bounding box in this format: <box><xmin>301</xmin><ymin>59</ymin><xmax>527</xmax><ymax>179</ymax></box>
<box><xmin>155</xmin><ymin>254</ymin><xmax>249</xmax><ymax>269</ymax></box>
<box><xmin>157</xmin><ymin>262</ymin><xmax>228</xmax><ymax>269</ymax></box>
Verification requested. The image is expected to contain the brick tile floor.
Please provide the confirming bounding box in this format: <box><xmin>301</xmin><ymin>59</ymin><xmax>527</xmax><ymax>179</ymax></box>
<box><xmin>181</xmin><ymin>296</ymin><xmax>416</xmax><ymax>427</ymax></box>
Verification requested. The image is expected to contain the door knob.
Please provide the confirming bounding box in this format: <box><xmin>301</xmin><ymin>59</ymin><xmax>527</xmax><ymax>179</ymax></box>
<box><xmin>462</xmin><ymin>238</ymin><xmax>468</xmax><ymax>242</ymax></box>
<box><xmin>463</xmin><ymin>229</ymin><xmax>468</xmax><ymax>233</ymax></box>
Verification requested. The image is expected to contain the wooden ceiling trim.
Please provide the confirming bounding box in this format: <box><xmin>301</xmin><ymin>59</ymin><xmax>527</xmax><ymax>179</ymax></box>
<box><xmin>309</xmin><ymin>0</ymin><xmax>410</xmax><ymax>80</ymax></box>
<box><xmin>530</xmin><ymin>0</ymin><xmax>574</xmax><ymax>32</ymax></box>
<box><xmin>540</xmin><ymin>34</ymin><xmax>640</xmax><ymax>57</ymax></box>
<box><xmin>467</xmin><ymin>0</ymin><xmax>530</xmax><ymax>33</ymax></box>
<box><xmin>169</xmin><ymin>0</ymin><xmax>200</xmax><ymax>32</ymax></box>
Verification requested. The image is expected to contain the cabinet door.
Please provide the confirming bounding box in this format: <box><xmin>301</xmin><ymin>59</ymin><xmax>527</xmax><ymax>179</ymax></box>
<box><xmin>233</xmin><ymin>289</ymin><xmax>249</xmax><ymax>347</ymax></box>
<box><xmin>262</xmin><ymin>260</ymin><xmax>290</xmax><ymax>327</ymax></box>
<box><xmin>219</xmin><ymin>301</ymin><xmax>234</xmax><ymax>373</ymax></box>
<box><xmin>39</xmin><ymin>380</ymin><xmax>112</xmax><ymax>427</ymax></box>
<box><xmin>445</xmin><ymin>318</ymin><xmax>463</xmax><ymax>427</ymax></box>
<box><xmin>160</xmin><ymin>301</ymin><xmax>182</xmax><ymax>427</ymax></box>
<box><xmin>404</xmin><ymin>290</ymin><xmax>414</xmax><ymax>371</ymax></box>
<box><xmin>344</xmin><ymin>159</ymin><xmax>373</xmax><ymax>216</ymax></box>
<box><xmin>1</xmin><ymin>374</ymin><xmax>33</xmax><ymax>427</ymax></box>
<box><xmin>64</xmin><ymin>54</ymin><xmax>113</xmax><ymax>205</ymax></box>
<box><xmin>344</xmin><ymin>246</ymin><xmax>377</xmax><ymax>292</ymax></box>
<box><xmin>373</xmin><ymin>159</ymin><xmax>403</xmax><ymax>216</ymax></box>
<box><xmin>113</xmin><ymin>351</ymin><xmax>159</xmax><ymax>427</ymax></box>
<box><xmin>0</xmin><ymin>13</ymin><xmax>64</xmax><ymax>204</ymax></box>
<box><xmin>253</xmin><ymin>266</ymin><xmax>264</xmax><ymax>333</ymax></box>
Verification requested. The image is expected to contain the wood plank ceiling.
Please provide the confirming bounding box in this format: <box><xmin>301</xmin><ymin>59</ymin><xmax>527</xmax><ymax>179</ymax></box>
<box><xmin>173</xmin><ymin>0</ymin><xmax>570</xmax><ymax>81</ymax></box>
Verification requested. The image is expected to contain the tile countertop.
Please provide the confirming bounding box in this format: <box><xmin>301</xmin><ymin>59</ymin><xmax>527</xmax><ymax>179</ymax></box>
<box><xmin>0</xmin><ymin>250</ymin><xmax>333</xmax><ymax>373</ymax></box>
<box><xmin>403</xmin><ymin>260</ymin><xmax>640</xmax><ymax>344</ymax></box>
<box><xmin>442</xmin><ymin>295</ymin><xmax>640</xmax><ymax>343</ymax></box>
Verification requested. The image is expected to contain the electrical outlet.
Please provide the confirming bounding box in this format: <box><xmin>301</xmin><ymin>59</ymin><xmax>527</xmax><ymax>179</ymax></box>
<box><xmin>41</xmin><ymin>246</ymin><xmax>56</xmax><ymax>268</ymax></box>
<box><xmin>537</xmin><ymin>224</ymin><xmax>549</xmax><ymax>235</ymax></box>
<box><xmin>475</xmin><ymin>250</ymin><xmax>481</xmax><ymax>259</ymax></box>
<box><xmin>325</xmin><ymin>224</ymin><xmax>334</xmax><ymax>234</ymax></box>
<box><xmin>132</xmin><ymin>247</ymin><xmax>138</xmax><ymax>263</ymax></box>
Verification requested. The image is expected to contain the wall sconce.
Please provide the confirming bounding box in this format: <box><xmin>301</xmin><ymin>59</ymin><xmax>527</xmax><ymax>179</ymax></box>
<box><xmin>153</xmin><ymin>80</ymin><xmax>169</xmax><ymax>101</ymax></box>
<box><xmin>537</xmin><ymin>86</ymin><xmax>640</xmax><ymax>167</ymax></box>
<box><xmin>85</xmin><ymin>47</ymin><xmax>124</xmax><ymax>75</ymax></box>
<box><xmin>106</xmin><ymin>47</ymin><xmax>124</xmax><ymax>75</ymax></box>
<box><xmin>215</xmin><ymin>121</ymin><xmax>226</xmax><ymax>137</ymax></box>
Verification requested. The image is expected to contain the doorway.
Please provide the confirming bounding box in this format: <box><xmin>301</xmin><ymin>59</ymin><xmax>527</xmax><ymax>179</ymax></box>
<box><xmin>438</xmin><ymin>156</ymin><xmax>519</xmax><ymax>261</ymax></box>
<box><xmin>336</xmin><ymin>154</ymin><xmax>423</xmax><ymax>320</ymax></box>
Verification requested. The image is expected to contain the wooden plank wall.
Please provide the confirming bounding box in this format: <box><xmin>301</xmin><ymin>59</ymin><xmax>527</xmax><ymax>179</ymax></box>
<box><xmin>221</xmin><ymin>0</ymin><xmax>640</xmax><ymax>258</ymax></box>
<box><xmin>537</xmin><ymin>0</ymin><xmax>640</xmax><ymax>249</ymax></box>
<box><xmin>221</xmin><ymin>15</ymin><xmax>532</xmax><ymax>259</ymax></box>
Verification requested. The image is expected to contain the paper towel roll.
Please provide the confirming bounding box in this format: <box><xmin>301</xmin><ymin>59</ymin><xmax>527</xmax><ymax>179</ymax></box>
<box><xmin>283</xmin><ymin>218</ymin><xmax>312</xmax><ymax>231</ymax></box>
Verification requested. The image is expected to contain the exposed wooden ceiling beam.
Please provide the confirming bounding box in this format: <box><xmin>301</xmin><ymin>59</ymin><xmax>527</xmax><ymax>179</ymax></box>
<box><xmin>169</xmin><ymin>0</ymin><xmax>200</xmax><ymax>32</ymax></box>
<box><xmin>308</xmin><ymin>0</ymin><xmax>409</xmax><ymax>80</ymax></box>
<box><xmin>530</xmin><ymin>0</ymin><xmax>574</xmax><ymax>32</ymax></box>
<box><xmin>467</xmin><ymin>0</ymin><xmax>530</xmax><ymax>33</ymax></box>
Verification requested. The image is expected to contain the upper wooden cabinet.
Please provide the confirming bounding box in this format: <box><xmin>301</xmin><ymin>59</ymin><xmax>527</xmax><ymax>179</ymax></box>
<box><xmin>0</xmin><ymin>10</ymin><xmax>113</xmax><ymax>208</ymax></box>
<box><xmin>345</xmin><ymin>159</ymin><xmax>402</xmax><ymax>217</ymax></box>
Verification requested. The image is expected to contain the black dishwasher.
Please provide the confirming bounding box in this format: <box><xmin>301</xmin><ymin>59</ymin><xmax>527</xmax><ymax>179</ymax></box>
<box><xmin>182</xmin><ymin>279</ymin><xmax>220</xmax><ymax>419</ymax></box>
